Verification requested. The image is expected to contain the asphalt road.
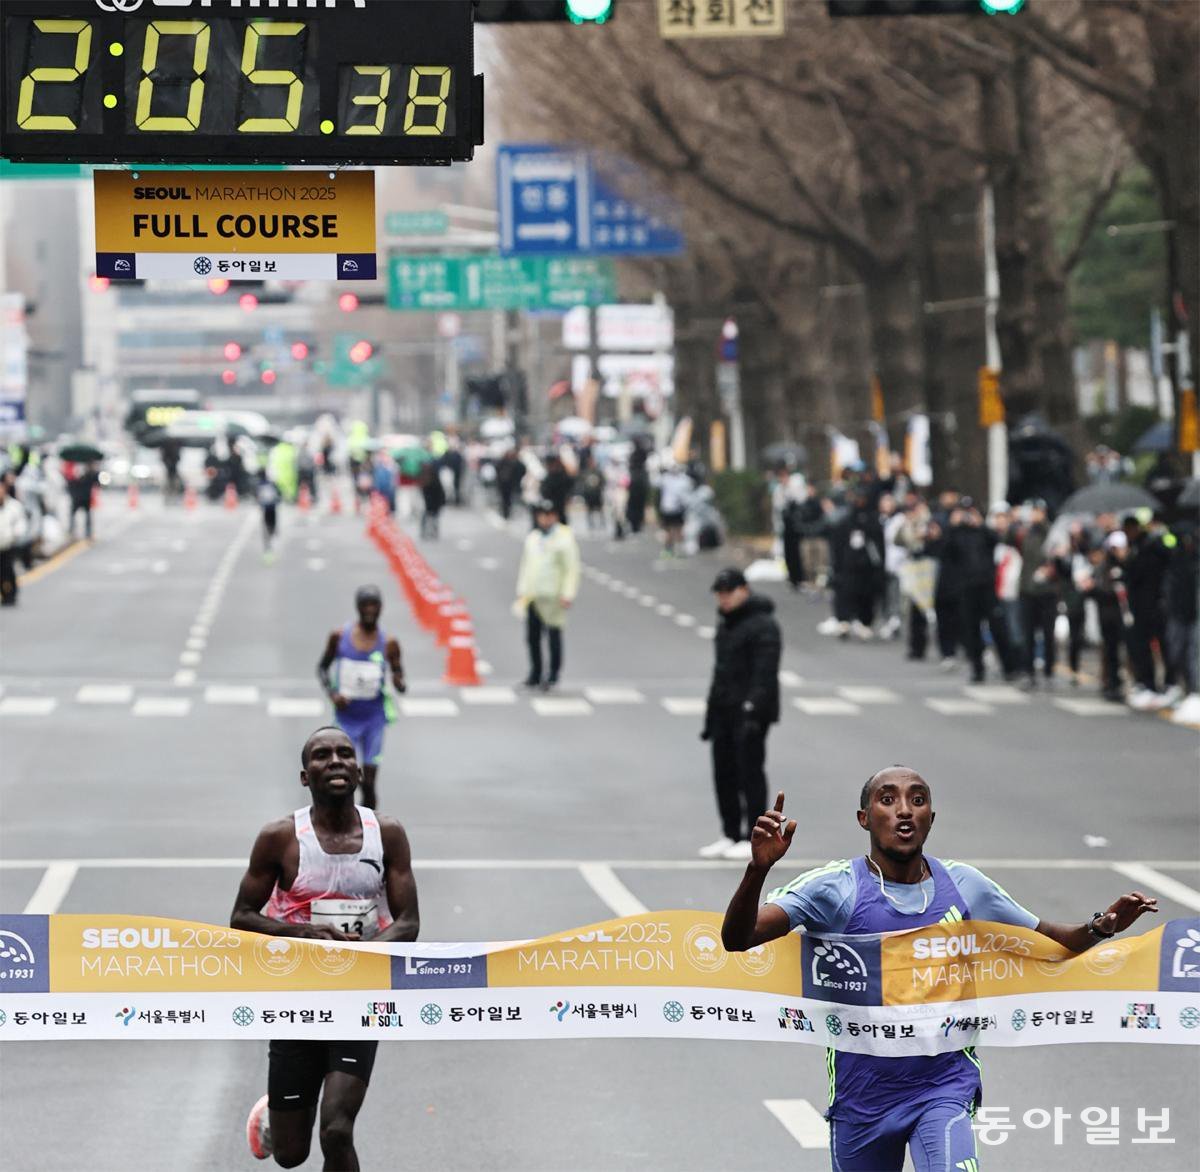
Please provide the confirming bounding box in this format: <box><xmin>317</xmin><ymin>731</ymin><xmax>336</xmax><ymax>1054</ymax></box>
<box><xmin>1</xmin><ymin>489</ymin><xmax>1197</xmax><ymax>1171</ymax></box>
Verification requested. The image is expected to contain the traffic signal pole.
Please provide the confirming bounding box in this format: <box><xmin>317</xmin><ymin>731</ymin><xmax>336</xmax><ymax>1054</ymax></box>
<box><xmin>983</xmin><ymin>185</ymin><xmax>1008</xmax><ymax>506</ymax></box>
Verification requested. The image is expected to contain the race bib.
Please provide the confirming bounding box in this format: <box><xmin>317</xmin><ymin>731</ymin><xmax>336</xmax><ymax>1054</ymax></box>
<box><xmin>338</xmin><ymin>658</ymin><xmax>384</xmax><ymax>701</ymax></box>
<box><xmin>310</xmin><ymin>898</ymin><xmax>379</xmax><ymax>938</ymax></box>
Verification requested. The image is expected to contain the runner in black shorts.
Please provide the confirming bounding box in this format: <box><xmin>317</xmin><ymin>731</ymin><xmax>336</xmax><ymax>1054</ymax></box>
<box><xmin>232</xmin><ymin>727</ymin><xmax>419</xmax><ymax>1170</ymax></box>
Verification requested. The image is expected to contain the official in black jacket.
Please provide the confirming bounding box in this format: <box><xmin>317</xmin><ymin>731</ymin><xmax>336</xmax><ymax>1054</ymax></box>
<box><xmin>700</xmin><ymin>568</ymin><xmax>783</xmax><ymax>861</ymax></box>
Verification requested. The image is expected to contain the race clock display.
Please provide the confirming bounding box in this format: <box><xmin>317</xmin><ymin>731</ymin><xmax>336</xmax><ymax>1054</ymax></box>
<box><xmin>0</xmin><ymin>1</ymin><xmax>483</xmax><ymax>165</ymax></box>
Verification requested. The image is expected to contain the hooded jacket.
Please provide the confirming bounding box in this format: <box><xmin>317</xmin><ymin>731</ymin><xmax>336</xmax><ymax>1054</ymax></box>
<box><xmin>705</xmin><ymin>594</ymin><xmax>782</xmax><ymax>725</ymax></box>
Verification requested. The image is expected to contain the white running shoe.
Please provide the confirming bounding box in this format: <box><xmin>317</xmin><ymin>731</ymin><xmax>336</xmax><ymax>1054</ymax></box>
<box><xmin>722</xmin><ymin>840</ymin><xmax>754</xmax><ymax>861</ymax></box>
<box><xmin>246</xmin><ymin>1094</ymin><xmax>272</xmax><ymax>1161</ymax></box>
<box><xmin>851</xmin><ymin>621</ymin><xmax>874</xmax><ymax>641</ymax></box>
<box><xmin>1160</xmin><ymin>685</ymin><xmax>1184</xmax><ymax>708</ymax></box>
<box><xmin>816</xmin><ymin>617</ymin><xmax>841</xmax><ymax>636</ymax></box>
<box><xmin>699</xmin><ymin>836</ymin><xmax>735</xmax><ymax>859</ymax></box>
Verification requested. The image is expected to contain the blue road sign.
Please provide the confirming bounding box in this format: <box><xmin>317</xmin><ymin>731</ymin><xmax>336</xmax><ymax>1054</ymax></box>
<box><xmin>498</xmin><ymin>144</ymin><xmax>684</xmax><ymax>258</ymax></box>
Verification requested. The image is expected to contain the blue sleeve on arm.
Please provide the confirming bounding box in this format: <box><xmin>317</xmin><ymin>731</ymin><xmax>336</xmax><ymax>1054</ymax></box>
<box><xmin>766</xmin><ymin>864</ymin><xmax>856</xmax><ymax>934</ymax></box>
<box><xmin>949</xmin><ymin>862</ymin><xmax>1039</xmax><ymax>930</ymax></box>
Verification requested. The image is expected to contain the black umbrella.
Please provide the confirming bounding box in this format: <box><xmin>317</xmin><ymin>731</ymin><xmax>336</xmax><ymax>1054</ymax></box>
<box><xmin>1058</xmin><ymin>482</ymin><xmax>1159</xmax><ymax>515</ymax></box>
<box><xmin>761</xmin><ymin>442</ymin><xmax>809</xmax><ymax>469</ymax></box>
<box><xmin>1133</xmin><ymin>420</ymin><xmax>1173</xmax><ymax>454</ymax></box>
<box><xmin>58</xmin><ymin>442</ymin><xmax>104</xmax><ymax>463</ymax></box>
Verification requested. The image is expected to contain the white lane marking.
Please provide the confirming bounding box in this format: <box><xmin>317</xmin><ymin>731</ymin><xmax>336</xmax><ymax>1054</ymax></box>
<box><xmin>476</xmin><ymin>660</ymin><xmax>494</xmax><ymax>676</ymax></box>
<box><xmin>656</xmin><ymin>604</ymin><xmax>675</xmax><ymax>617</ymax></box>
<box><xmin>578</xmin><ymin>863</ymin><xmax>648</xmax><ymax>917</ymax></box>
<box><xmin>0</xmin><ymin>697</ymin><xmax>58</xmax><ymax>716</ymax></box>
<box><xmin>532</xmin><ymin>697</ymin><xmax>594</xmax><ymax>716</ymax></box>
<box><xmin>400</xmin><ymin>698</ymin><xmax>460</xmax><ymax>717</ymax></box>
<box><xmin>697</xmin><ymin>626</ymin><xmax>715</xmax><ymax>639</ymax></box>
<box><xmin>459</xmin><ymin>686</ymin><xmax>517</xmax><ymax>705</ymax></box>
<box><xmin>132</xmin><ymin>697</ymin><xmax>192</xmax><ymax>717</ymax></box>
<box><xmin>608</xmin><ymin>581</ymin><xmax>624</xmax><ymax>592</ymax></box>
<box><xmin>1</xmin><ymin>856</ymin><xmax>1198</xmax><ymax>872</ymax></box>
<box><xmin>190</xmin><ymin>624</ymin><xmax>209</xmax><ymax>638</ymax></box>
<box><xmin>838</xmin><ymin>686</ymin><xmax>900</xmax><ymax>704</ymax></box>
<box><xmin>179</xmin><ymin>650</ymin><xmax>202</xmax><ymax>666</ymax></box>
<box><xmin>622</xmin><ymin>585</ymin><xmax>640</xmax><ymax>598</ymax></box>
<box><xmin>662</xmin><ymin>697</ymin><xmax>707</xmax><ymax>716</ymax></box>
<box><xmin>793</xmin><ymin>697</ymin><xmax>861</xmax><ymax>716</ymax></box>
<box><xmin>307</xmin><ymin>558</ymin><xmax>327</xmax><ymax>572</ymax></box>
<box><xmin>204</xmin><ymin>685</ymin><xmax>260</xmax><ymax>705</ymax></box>
<box><xmin>763</xmin><ymin>1100</ymin><xmax>829</xmax><ymax>1150</ymax></box>
<box><xmin>186</xmin><ymin>637</ymin><xmax>207</xmax><ymax>651</ymax></box>
<box><xmin>456</xmin><ymin>539</ymin><xmax>474</xmax><ymax>551</ymax></box>
<box><xmin>584</xmin><ymin>687</ymin><xmax>645</xmax><ymax>704</ymax></box>
<box><xmin>22</xmin><ymin>862</ymin><xmax>79</xmax><ymax>914</ymax></box>
<box><xmin>778</xmin><ymin>670</ymin><xmax>804</xmax><ymax>688</ymax></box>
<box><xmin>925</xmin><ymin>698</ymin><xmax>993</xmax><ymax>716</ymax></box>
<box><xmin>1054</xmin><ymin>698</ymin><xmax>1131</xmax><ymax>717</ymax></box>
<box><xmin>267</xmin><ymin>697</ymin><xmax>325</xmax><ymax>718</ymax></box>
<box><xmin>1110</xmin><ymin>863</ymin><xmax>1200</xmax><ymax>912</ymax></box>
<box><xmin>477</xmin><ymin>557</ymin><xmax>500</xmax><ymax>571</ymax></box>
<box><xmin>674</xmin><ymin>614</ymin><xmax>696</xmax><ymax>628</ymax></box>
<box><xmin>151</xmin><ymin>559</ymin><xmax>169</xmax><ymax>575</ymax></box>
<box><xmin>76</xmin><ymin>684</ymin><xmax>134</xmax><ymax>705</ymax></box>
<box><xmin>639</xmin><ymin>595</ymin><xmax>657</xmax><ymax>606</ymax></box>
<box><xmin>964</xmin><ymin>684</ymin><xmax>1029</xmax><ymax>704</ymax></box>
<box><xmin>173</xmin><ymin>669</ymin><xmax>197</xmax><ymax>686</ymax></box>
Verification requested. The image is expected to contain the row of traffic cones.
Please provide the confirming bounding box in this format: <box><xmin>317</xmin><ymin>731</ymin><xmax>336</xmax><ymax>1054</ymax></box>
<box><xmin>365</xmin><ymin>495</ymin><xmax>481</xmax><ymax>686</ymax></box>
<box><xmin>132</xmin><ymin>482</ymin><xmax>344</xmax><ymax>513</ymax></box>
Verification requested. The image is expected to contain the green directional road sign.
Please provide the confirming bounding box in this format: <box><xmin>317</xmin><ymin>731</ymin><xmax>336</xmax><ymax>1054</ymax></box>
<box><xmin>387</xmin><ymin>254</ymin><xmax>616</xmax><ymax>312</ymax></box>
<box><xmin>385</xmin><ymin>210</ymin><xmax>450</xmax><ymax>236</ymax></box>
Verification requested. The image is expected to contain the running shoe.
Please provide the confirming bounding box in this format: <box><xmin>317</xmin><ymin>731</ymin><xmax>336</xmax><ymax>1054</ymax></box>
<box><xmin>698</xmin><ymin>836</ymin><xmax>735</xmax><ymax>859</ymax></box>
<box><xmin>246</xmin><ymin>1094</ymin><xmax>272</xmax><ymax>1161</ymax></box>
<box><xmin>722</xmin><ymin>840</ymin><xmax>754</xmax><ymax>861</ymax></box>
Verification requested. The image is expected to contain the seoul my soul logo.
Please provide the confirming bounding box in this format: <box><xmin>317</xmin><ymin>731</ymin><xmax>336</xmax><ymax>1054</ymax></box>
<box><xmin>1120</xmin><ymin>1001</ymin><xmax>1161</xmax><ymax>1030</ymax></box>
<box><xmin>362</xmin><ymin>1001</ymin><xmax>402</xmax><ymax>1029</ymax></box>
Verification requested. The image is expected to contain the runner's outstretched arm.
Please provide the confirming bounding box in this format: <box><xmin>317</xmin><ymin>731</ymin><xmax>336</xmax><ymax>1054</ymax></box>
<box><xmin>317</xmin><ymin>630</ymin><xmax>346</xmax><ymax>707</ymax></box>
<box><xmin>386</xmin><ymin>636</ymin><xmax>406</xmax><ymax>693</ymax></box>
<box><xmin>722</xmin><ymin>792</ymin><xmax>796</xmax><ymax>952</ymax></box>
<box><xmin>1034</xmin><ymin>891</ymin><xmax>1158</xmax><ymax>953</ymax></box>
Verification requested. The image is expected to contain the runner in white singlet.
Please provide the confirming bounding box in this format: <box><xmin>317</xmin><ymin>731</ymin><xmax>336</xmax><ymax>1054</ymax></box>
<box><xmin>231</xmin><ymin>726</ymin><xmax>419</xmax><ymax>1170</ymax></box>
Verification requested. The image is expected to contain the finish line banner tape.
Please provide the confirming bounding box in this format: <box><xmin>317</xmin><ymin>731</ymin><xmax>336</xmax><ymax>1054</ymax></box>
<box><xmin>1</xmin><ymin>912</ymin><xmax>1198</xmax><ymax>1046</ymax></box>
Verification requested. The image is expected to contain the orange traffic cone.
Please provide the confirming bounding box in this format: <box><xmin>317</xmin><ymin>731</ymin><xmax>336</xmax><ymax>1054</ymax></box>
<box><xmin>330</xmin><ymin>486</ymin><xmax>343</xmax><ymax>515</ymax></box>
<box><xmin>127</xmin><ymin>482</ymin><xmax>139</xmax><ymax>509</ymax></box>
<box><xmin>443</xmin><ymin>635</ymin><xmax>481</xmax><ymax>686</ymax></box>
<box><xmin>298</xmin><ymin>484</ymin><xmax>312</xmax><ymax>513</ymax></box>
<box><xmin>184</xmin><ymin>485</ymin><xmax>198</xmax><ymax>510</ymax></box>
<box><xmin>224</xmin><ymin>482</ymin><xmax>238</xmax><ymax>510</ymax></box>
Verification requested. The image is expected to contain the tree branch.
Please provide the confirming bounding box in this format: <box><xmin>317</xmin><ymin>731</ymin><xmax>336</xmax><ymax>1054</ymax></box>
<box><xmin>1061</xmin><ymin>142</ymin><xmax>1128</xmax><ymax>275</ymax></box>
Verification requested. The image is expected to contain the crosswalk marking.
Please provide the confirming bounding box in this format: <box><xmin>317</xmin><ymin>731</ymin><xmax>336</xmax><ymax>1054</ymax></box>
<box><xmin>399</xmin><ymin>698</ymin><xmax>460</xmax><ymax>717</ymax></box>
<box><xmin>662</xmin><ymin>697</ymin><xmax>706</xmax><ymax>716</ymax></box>
<box><xmin>458</xmin><ymin>686</ymin><xmax>517</xmax><ymax>705</ymax></box>
<box><xmin>838</xmin><ymin>686</ymin><xmax>900</xmax><ymax>704</ymax></box>
<box><xmin>1053</xmin><ymin>698</ymin><xmax>1130</xmax><ymax>717</ymax></box>
<box><xmin>584</xmin><ymin>687</ymin><xmax>645</xmax><ymax>704</ymax></box>
<box><xmin>531</xmin><ymin>697</ymin><xmax>594</xmax><ymax>716</ymax></box>
<box><xmin>793</xmin><ymin>697</ymin><xmax>862</xmax><ymax>716</ymax></box>
<box><xmin>132</xmin><ymin>697</ymin><xmax>192</xmax><ymax>718</ymax></box>
<box><xmin>267</xmin><ymin>697</ymin><xmax>325</xmax><ymax>718</ymax></box>
<box><xmin>778</xmin><ymin>670</ymin><xmax>804</xmax><ymax>688</ymax></box>
<box><xmin>763</xmin><ymin>1099</ymin><xmax>830</xmax><ymax>1149</ymax></box>
<box><xmin>925</xmin><ymin>698</ymin><xmax>994</xmax><ymax>716</ymax></box>
<box><xmin>76</xmin><ymin>684</ymin><xmax>134</xmax><ymax>705</ymax></box>
<box><xmin>964</xmin><ymin>684</ymin><xmax>1029</xmax><ymax>704</ymax></box>
<box><xmin>0</xmin><ymin>696</ymin><xmax>58</xmax><ymax>716</ymax></box>
<box><xmin>203</xmin><ymin>685</ymin><xmax>260</xmax><ymax>705</ymax></box>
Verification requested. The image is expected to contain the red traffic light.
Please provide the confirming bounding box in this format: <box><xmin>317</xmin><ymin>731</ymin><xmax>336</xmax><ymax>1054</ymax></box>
<box><xmin>349</xmin><ymin>340</ymin><xmax>374</xmax><ymax>364</ymax></box>
<box><xmin>221</xmin><ymin>369</ymin><xmax>237</xmax><ymax>385</ymax></box>
<box><xmin>290</xmin><ymin>341</ymin><xmax>310</xmax><ymax>361</ymax></box>
<box><xmin>208</xmin><ymin>278</ymin><xmax>230</xmax><ymax>295</ymax></box>
<box><xmin>239</xmin><ymin>293</ymin><xmax>258</xmax><ymax>312</ymax></box>
<box><xmin>338</xmin><ymin>292</ymin><xmax>359</xmax><ymax>313</ymax></box>
<box><xmin>261</xmin><ymin>369</ymin><xmax>277</xmax><ymax>386</ymax></box>
<box><xmin>88</xmin><ymin>274</ymin><xmax>110</xmax><ymax>293</ymax></box>
<box><xmin>223</xmin><ymin>341</ymin><xmax>242</xmax><ymax>361</ymax></box>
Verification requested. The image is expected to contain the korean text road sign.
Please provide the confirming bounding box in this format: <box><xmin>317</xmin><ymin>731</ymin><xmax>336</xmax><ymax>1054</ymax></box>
<box><xmin>387</xmin><ymin>254</ymin><xmax>616</xmax><ymax>311</ymax></box>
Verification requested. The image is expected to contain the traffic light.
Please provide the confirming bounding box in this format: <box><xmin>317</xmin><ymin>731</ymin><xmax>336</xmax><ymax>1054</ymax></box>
<box><xmin>827</xmin><ymin>0</ymin><xmax>1024</xmax><ymax>14</ymax></box>
<box><xmin>223</xmin><ymin>342</ymin><xmax>242</xmax><ymax>362</ymax></box>
<box><xmin>238</xmin><ymin>293</ymin><xmax>258</xmax><ymax>313</ymax></box>
<box><xmin>338</xmin><ymin>292</ymin><xmax>359</xmax><ymax>313</ymax></box>
<box><xmin>349</xmin><ymin>340</ymin><xmax>374</xmax><ymax>365</ymax></box>
<box><xmin>290</xmin><ymin>341</ymin><xmax>310</xmax><ymax>362</ymax></box>
<box><xmin>261</xmin><ymin>369</ymin><xmax>277</xmax><ymax>386</ymax></box>
<box><xmin>475</xmin><ymin>1</ymin><xmax>615</xmax><ymax>23</ymax></box>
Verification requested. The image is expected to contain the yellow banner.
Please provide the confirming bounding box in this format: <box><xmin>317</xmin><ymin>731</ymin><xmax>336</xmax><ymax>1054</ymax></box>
<box><xmin>93</xmin><ymin>170</ymin><xmax>375</xmax><ymax>254</ymax></box>
<box><xmin>658</xmin><ymin>0</ymin><xmax>786</xmax><ymax>38</ymax></box>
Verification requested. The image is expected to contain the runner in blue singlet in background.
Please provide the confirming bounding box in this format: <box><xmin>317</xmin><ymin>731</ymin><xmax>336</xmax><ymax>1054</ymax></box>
<box><xmin>317</xmin><ymin>585</ymin><xmax>406</xmax><ymax>809</ymax></box>
<box><xmin>721</xmin><ymin>767</ymin><xmax>1158</xmax><ymax>1172</ymax></box>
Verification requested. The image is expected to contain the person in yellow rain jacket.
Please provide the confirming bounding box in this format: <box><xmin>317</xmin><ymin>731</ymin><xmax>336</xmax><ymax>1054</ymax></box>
<box><xmin>515</xmin><ymin>498</ymin><xmax>581</xmax><ymax>691</ymax></box>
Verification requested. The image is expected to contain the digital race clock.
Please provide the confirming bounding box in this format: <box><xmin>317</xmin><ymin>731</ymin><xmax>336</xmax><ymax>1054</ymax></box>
<box><xmin>0</xmin><ymin>0</ymin><xmax>483</xmax><ymax>166</ymax></box>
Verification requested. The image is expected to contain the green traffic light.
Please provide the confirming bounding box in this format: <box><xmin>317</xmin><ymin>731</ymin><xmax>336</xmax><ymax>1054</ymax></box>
<box><xmin>981</xmin><ymin>0</ymin><xmax>1026</xmax><ymax>13</ymax></box>
<box><xmin>566</xmin><ymin>0</ymin><xmax>613</xmax><ymax>23</ymax></box>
